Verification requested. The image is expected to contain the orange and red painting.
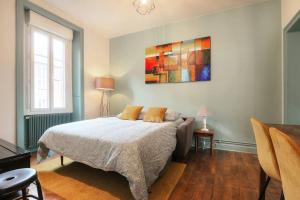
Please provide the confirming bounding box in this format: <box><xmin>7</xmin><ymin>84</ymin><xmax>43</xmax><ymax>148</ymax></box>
<box><xmin>145</xmin><ymin>37</ymin><xmax>211</xmax><ymax>84</ymax></box>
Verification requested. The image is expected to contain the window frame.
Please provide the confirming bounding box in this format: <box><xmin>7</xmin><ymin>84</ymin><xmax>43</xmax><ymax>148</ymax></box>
<box><xmin>25</xmin><ymin>25</ymin><xmax>73</xmax><ymax>115</ymax></box>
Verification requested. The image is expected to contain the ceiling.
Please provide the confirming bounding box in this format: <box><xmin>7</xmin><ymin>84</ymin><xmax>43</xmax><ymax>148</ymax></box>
<box><xmin>46</xmin><ymin>0</ymin><xmax>268</xmax><ymax>38</ymax></box>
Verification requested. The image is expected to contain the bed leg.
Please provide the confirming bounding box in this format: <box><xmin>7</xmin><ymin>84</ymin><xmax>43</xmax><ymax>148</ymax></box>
<box><xmin>60</xmin><ymin>156</ymin><xmax>64</xmax><ymax>166</ymax></box>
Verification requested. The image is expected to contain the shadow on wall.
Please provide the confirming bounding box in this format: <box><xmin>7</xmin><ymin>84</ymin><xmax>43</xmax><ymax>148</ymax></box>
<box><xmin>110</xmin><ymin>93</ymin><xmax>131</xmax><ymax>115</ymax></box>
<box><xmin>110</xmin><ymin>72</ymin><xmax>134</xmax><ymax>115</ymax></box>
<box><xmin>193</xmin><ymin>116</ymin><xmax>234</xmax><ymax>142</ymax></box>
<box><xmin>110</xmin><ymin>62</ymin><xmax>138</xmax><ymax>114</ymax></box>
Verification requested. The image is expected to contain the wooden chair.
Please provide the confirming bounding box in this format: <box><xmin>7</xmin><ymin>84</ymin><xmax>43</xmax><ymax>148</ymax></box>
<box><xmin>250</xmin><ymin>118</ymin><xmax>283</xmax><ymax>200</ymax></box>
<box><xmin>270</xmin><ymin>128</ymin><xmax>300</xmax><ymax>200</ymax></box>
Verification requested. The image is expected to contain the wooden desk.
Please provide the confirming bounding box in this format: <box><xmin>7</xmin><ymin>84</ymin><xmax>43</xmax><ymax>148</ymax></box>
<box><xmin>0</xmin><ymin>139</ymin><xmax>31</xmax><ymax>174</ymax></box>
<box><xmin>267</xmin><ymin>124</ymin><xmax>300</xmax><ymax>146</ymax></box>
<box><xmin>258</xmin><ymin>124</ymin><xmax>300</xmax><ymax>200</ymax></box>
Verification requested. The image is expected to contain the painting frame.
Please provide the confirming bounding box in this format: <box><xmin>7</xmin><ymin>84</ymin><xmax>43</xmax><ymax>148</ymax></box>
<box><xmin>145</xmin><ymin>36</ymin><xmax>211</xmax><ymax>84</ymax></box>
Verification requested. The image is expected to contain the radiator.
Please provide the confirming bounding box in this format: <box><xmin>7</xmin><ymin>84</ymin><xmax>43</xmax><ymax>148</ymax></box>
<box><xmin>25</xmin><ymin>113</ymin><xmax>72</xmax><ymax>151</ymax></box>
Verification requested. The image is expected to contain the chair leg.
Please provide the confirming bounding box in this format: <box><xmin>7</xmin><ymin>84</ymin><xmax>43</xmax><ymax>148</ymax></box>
<box><xmin>22</xmin><ymin>188</ymin><xmax>27</xmax><ymax>200</ymax></box>
<box><xmin>210</xmin><ymin>136</ymin><xmax>213</xmax><ymax>155</ymax></box>
<box><xmin>259</xmin><ymin>176</ymin><xmax>271</xmax><ymax>200</ymax></box>
<box><xmin>61</xmin><ymin>156</ymin><xmax>64</xmax><ymax>166</ymax></box>
<box><xmin>195</xmin><ymin>136</ymin><xmax>198</xmax><ymax>153</ymax></box>
<box><xmin>280</xmin><ymin>191</ymin><xmax>285</xmax><ymax>200</ymax></box>
<box><xmin>35</xmin><ymin>178</ymin><xmax>44</xmax><ymax>200</ymax></box>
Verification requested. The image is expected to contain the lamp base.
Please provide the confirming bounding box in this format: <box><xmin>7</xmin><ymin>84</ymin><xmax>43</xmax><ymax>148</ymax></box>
<box><xmin>201</xmin><ymin>128</ymin><xmax>209</xmax><ymax>132</ymax></box>
<box><xmin>100</xmin><ymin>90</ymin><xmax>110</xmax><ymax>117</ymax></box>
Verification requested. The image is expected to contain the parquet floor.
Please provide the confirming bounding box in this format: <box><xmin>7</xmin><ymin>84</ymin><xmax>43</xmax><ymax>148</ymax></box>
<box><xmin>30</xmin><ymin>149</ymin><xmax>282</xmax><ymax>200</ymax></box>
<box><xmin>170</xmin><ymin>149</ymin><xmax>281</xmax><ymax>200</ymax></box>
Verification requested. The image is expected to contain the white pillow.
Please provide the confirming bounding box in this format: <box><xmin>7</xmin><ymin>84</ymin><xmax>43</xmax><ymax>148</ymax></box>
<box><xmin>138</xmin><ymin>111</ymin><xmax>145</xmax><ymax>120</ymax></box>
<box><xmin>174</xmin><ymin>118</ymin><xmax>184</xmax><ymax>127</ymax></box>
<box><xmin>165</xmin><ymin>111</ymin><xmax>181</xmax><ymax>121</ymax></box>
<box><xmin>116</xmin><ymin>113</ymin><xmax>122</xmax><ymax>118</ymax></box>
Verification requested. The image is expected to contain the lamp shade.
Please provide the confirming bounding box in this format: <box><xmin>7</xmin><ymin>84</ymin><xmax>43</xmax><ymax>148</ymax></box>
<box><xmin>95</xmin><ymin>77</ymin><xmax>115</xmax><ymax>90</ymax></box>
<box><xmin>197</xmin><ymin>106</ymin><xmax>210</xmax><ymax>117</ymax></box>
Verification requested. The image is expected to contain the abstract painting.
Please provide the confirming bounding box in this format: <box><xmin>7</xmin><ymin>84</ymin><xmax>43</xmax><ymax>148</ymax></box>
<box><xmin>145</xmin><ymin>37</ymin><xmax>211</xmax><ymax>84</ymax></box>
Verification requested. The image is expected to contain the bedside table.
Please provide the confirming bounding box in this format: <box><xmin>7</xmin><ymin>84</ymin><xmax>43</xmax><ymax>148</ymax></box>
<box><xmin>194</xmin><ymin>129</ymin><xmax>214</xmax><ymax>155</ymax></box>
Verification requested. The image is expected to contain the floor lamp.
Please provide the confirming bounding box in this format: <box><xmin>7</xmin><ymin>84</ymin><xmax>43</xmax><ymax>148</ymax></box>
<box><xmin>95</xmin><ymin>77</ymin><xmax>115</xmax><ymax>117</ymax></box>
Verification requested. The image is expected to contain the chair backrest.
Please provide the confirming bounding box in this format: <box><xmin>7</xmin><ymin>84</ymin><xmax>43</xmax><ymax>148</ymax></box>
<box><xmin>270</xmin><ymin>128</ymin><xmax>300</xmax><ymax>200</ymax></box>
<box><xmin>250</xmin><ymin>118</ymin><xmax>281</xmax><ymax>181</ymax></box>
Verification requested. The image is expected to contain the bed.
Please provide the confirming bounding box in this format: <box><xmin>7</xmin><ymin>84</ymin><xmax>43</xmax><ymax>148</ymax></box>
<box><xmin>38</xmin><ymin>117</ymin><xmax>194</xmax><ymax>200</ymax></box>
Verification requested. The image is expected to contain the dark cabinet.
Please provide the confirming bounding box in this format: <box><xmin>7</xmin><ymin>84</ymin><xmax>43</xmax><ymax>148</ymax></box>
<box><xmin>0</xmin><ymin>139</ymin><xmax>31</xmax><ymax>173</ymax></box>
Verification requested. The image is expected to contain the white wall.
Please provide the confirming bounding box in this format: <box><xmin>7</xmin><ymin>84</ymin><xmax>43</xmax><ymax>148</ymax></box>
<box><xmin>0</xmin><ymin>0</ymin><xmax>16</xmax><ymax>144</ymax></box>
<box><xmin>0</xmin><ymin>0</ymin><xmax>109</xmax><ymax>144</ymax></box>
<box><xmin>282</xmin><ymin>0</ymin><xmax>300</xmax><ymax>28</ymax></box>
<box><xmin>84</xmin><ymin>28</ymin><xmax>110</xmax><ymax>119</ymax></box>
<box><xmin>110</xmin><ymin>0</ymin><xmax>282</xmax><ymax>152</ymax></box>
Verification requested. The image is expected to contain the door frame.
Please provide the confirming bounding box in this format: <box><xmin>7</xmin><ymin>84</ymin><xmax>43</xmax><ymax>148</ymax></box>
<box><xmin>283</xmin><ymin>10</ymin><xmax>300</xmax><ymax>123</ymax></box>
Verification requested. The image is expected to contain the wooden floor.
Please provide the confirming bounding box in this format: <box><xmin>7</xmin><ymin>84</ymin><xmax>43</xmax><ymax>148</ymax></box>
<box><xmin>30</xmin><ymin>149</ymin><xmax>282</xmax><ymax>200</ymax></box>
<box><xmin>170</xmin><ymin>149</ymin><xmax>281</xmax><ymax>200</ymax></box>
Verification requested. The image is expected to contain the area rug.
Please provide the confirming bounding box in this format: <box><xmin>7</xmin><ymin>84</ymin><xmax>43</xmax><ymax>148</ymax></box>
<box><xmin>33</xmin><ymin>157</ymin><xmax>186</xmax><ymax>200</ymax></box>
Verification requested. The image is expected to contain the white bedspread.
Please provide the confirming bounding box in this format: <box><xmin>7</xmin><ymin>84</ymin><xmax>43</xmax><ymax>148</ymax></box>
<box><xmin>38</xmin><ymin>117</ymin><xmax>177</xmax><ymax>200</ymax></box>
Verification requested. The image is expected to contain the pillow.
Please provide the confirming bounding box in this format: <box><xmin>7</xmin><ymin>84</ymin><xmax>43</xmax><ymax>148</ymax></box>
<box><xmin>165</xmin><ymin>111</ymin><xmax>181</xmax><ymax>121</ymax></box>
<box><xmin>117</xmin><ymin>112</ymin><xmax>144</xmax><ymax>120</ymax></box>
<box><xmin>118</xmin><ymin>112</ymin><xmax>144</xmax><ymax>120</ymax></box>
<box><xmin>119</xmin><ymin>105</ymin><xmax>144</xmax><ymax>120</ymax></box>
<box><xmin>138</xmin><ymin>111</ymin><xmax>145</xmax><ymax>120</ymax></box>
<box><xmin>143</xmin><ymin>107</ymin><xmax>167</xmax><ymax>123</ymax></box>
<box><xmin>174</xmin><ymin>118</ymin><xmax>184</xmax><ymax>127</ymax></box>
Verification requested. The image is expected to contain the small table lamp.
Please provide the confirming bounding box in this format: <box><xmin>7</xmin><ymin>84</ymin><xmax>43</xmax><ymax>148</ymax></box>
<box><xmin>95</xmin><ymin>77</ymin><xmax>115</xmax><ymax>117</ymax></box>
<box><xmin>197</xmin><ymin>106</ymin><xmax>210</xmax><ymax>132</ymax></box>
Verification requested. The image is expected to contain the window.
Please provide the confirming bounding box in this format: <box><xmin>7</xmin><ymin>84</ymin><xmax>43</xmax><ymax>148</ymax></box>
<box><xmin>32</xmin><ymin>30</ymin><xmax>49</xmax><ymax>109</ymax></box>
<box><xmin>52</xmin><ymin>37</ymin><xmax>66</xmax><ymax>109</ymax></box>
<box><xmin>25</xmin><ymin>12</ymin><xmax>73</xmax><ymax>115</ymax></box>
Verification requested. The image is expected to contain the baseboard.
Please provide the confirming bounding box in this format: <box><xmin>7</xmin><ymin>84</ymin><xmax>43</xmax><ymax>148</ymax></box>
<box><xmin>195</xmin><ymin>138</ymin><xmax>257</xmax><ymax>154</ymax></box>
<box><xmin>214</xmin><ymin>140</ymin><xmax>257</xmax><ymax>153</ymax></box>
<box><xmin>27</xmin><ymin>148</ymin><xmax>37</xmax><ymax>153</ymax></box>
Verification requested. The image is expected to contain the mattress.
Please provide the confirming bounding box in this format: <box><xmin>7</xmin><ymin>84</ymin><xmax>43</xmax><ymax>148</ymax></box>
<box><xmin>38</xmin><ymin>117</ymin><xmax>178</xmax><ymax>200</ymax></box>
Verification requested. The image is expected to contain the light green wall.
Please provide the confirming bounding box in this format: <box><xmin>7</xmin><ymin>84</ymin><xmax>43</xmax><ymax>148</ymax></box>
<box><xmin>286</xmin><ymin>31</ymin><xmax>300</xmax><ymax>124</ymax></box>
<box><xmin>110</xmin><ymin>0</ymin><xmax>282</xmax><ymax>152</ymax></box>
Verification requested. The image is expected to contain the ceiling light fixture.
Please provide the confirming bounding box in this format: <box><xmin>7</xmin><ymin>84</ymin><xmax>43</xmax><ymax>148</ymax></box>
<box><xmin>133</xmin><ymin>0</ymin><xmax>155</xmax><ymax>15</ymax></box>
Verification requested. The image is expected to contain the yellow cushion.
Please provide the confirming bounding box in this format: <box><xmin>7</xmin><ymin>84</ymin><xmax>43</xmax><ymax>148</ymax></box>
<box><xmin>119</xmin><ymin>105</ymin><xmax>143</xmax><ymax>120</ymax></box>
<box><xmin>144</xmin><ymin>107</ymin><xmax>167</xmax><ymax>123</ymax></box>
